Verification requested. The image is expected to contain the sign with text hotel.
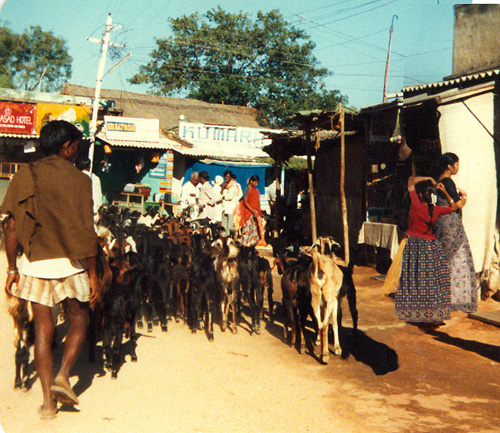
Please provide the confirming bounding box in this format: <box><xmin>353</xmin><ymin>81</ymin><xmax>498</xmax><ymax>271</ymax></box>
<box><xmin>179</xmin><ymin>120</ymin><xmax>274</xmax><ymax>148</ymax></box>
<box><xmin>0</xmin><ymin>102</ymin><xmax>37</xmax><ymax>135</ymax></box>
<box><xmin>105</xmin><ymin>116</ymin><xmax>159</xmax><ymax>142</ymax></box>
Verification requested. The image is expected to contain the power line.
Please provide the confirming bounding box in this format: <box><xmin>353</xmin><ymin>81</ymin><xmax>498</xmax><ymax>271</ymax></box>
<box><xmin>288</xmin><ymin>0</ymin><xmax>351</xmax><ymax>19</ymax></box>
<box><xmin>291</xmin><ymin>0</ymin><xmax>390</xmax><ymax>25</ymax></box>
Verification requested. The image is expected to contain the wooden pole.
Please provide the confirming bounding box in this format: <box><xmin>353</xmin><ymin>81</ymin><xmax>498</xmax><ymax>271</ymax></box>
<box><xmin>273</xmin><ymin>164</ymin><xmax>282</xmax><ymax>237</ymax></box>
<box><xmin>305</xmin><ymin>128</ymin><xmax>317</xmax><ymax>242</ymax></box>
<box><xmin>339</xmin><ymin>104</ymin><xmax>349</xmax><ymax>264</ymax></box>
<box><xmin>382</xmin><ymin>15</ymin><xmax>398</xmax><ymax>103</ymax></box>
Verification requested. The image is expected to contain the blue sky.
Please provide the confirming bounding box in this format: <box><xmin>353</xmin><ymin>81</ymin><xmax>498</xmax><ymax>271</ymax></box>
<box><xmin>0</xmin><ymin>0</ymin><xmax>486</xmax><ymax>109</ymax></box>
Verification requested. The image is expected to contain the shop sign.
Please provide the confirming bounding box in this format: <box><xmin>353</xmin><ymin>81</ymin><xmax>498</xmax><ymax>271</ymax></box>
<box><xmin>105</xmin><ymin>116</ymin><xmax>159</xmax><ymax>142</ymax></box>
<box><xmin>179</xmin><ymin>120</ymin><xmax>275</xmax><ymax>149</ymax></box>
<box><xmin>37</xmin><ymin>104</ymin><xmax>90</xmax><ymax>137</ymax></box>
<box><xmin>0</xmin><ymin>102</ymin><xmax>37</xmax><ymax>135</ymax></box>
<box><xmin>149</xmin><ymin>153</ymin><xmax>168</xmax><ymax>178</ymax></box>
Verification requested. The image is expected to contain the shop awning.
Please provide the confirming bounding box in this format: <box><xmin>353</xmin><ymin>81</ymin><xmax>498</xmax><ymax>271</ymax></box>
<box><xmin>97</xmin><ymin>131</ymin><xmax>269</xmax><ymax>162</ymax></box>
<box><xmin>96</xmin><ymin>131</ymin><xmax>192</xmax><ymax>152</ymax></box>
<box><xmin>0</xmin><ymin>132</ymin><xmax>38</xmax><ymax>138</ymax></box>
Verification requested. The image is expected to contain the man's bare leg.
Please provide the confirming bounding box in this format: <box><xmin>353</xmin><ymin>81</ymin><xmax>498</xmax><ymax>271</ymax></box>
<box><xmin>53</xmin><ymin>298</ymin><xmax>89</xmax><ymax>400</ymax></box>
<box><xmin>32</xmin><ymin>302</ymin><xmax>57</xmax><ymax>417</ymax></box>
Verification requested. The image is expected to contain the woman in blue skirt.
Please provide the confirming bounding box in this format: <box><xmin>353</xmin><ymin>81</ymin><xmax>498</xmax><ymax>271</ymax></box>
<box><xmin>395</xmin><ymin>174</ymin><xmax>457</xmax><ymax>330</ymax></box>
<box><xmin>434</xmin><ymin>153</ymin><xmax>478</xmax><ymax>313</ymax></box>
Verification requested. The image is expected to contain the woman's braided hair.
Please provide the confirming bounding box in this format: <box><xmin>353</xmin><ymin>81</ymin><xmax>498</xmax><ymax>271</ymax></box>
<box><xmin>415</xmin><ymin>180</ymin><xmax>436</xmax><ymax>233</ymax></box>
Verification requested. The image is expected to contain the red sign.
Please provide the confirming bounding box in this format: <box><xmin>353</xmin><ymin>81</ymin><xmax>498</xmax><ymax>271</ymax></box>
<box><xmin>0</xmin><ymin>102</ymin><xmax>37</xmax><ymax>135</ymax></box>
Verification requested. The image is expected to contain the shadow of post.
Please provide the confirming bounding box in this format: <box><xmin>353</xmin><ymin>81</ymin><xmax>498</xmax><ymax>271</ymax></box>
<box><xmin>428</xmin><ymin>330</ymin><xmax>500</xmax><ymax>363</ymax></box>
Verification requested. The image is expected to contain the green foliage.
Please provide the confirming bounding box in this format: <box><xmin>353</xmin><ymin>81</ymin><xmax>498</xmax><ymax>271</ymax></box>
<box><xmin>0</xmin><ymin>25</ymin><xmax>72</xmax><ymax>92</ymax></box>
<box><xmin>130</xmin><ymin>8</ymin><xmax>347</xmax><ymax>127</ymax></box>
<box><xmin>0</xmin><ymin>26</ymin><xmax>17</xmax><ymax>88</ymax></box>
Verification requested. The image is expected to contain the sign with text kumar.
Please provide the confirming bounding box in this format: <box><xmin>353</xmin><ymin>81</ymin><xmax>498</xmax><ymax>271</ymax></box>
<box><xmin>179</xmin><ymin>120</ymin><xmax>275</xmax><ymax>149</ymax></box>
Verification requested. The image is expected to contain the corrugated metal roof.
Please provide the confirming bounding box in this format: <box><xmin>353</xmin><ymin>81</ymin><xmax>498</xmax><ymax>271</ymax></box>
<box><xmin>96</xmin><ymin>132</ymin><xmax>188</xmax><ymax>151</ymax></box>
<box><xmin>62</xmin><ymin>84</ymin><xmax>262</xmax><ymax>131</ymax></box>
<box><xmin>178</xmin><ymin>145</ymin><xmax>268</xmax><ymax>160</ymax></box>
<box><xmin>0</xmin><ymin>88</ymin><xmax>91</xmax><ymax>105</ymax></box>
<box><xmin>403</xmin><ymin>69</ymin><xmax>500</xmax><ymax>92</ymax></box>
<box><xmin>96</xmin><ymin>132</ymin><xmax>268</xmax><ymax>162</ymax></box>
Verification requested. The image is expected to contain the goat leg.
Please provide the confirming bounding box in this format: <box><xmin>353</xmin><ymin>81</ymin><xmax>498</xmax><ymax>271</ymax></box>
<box><xmin>14</xmin><ymin>342</ymin><xmax>29</xmax><ymax>389</ymax></box>
<box><xmin>331</xmin><ymin>298</ymin><xmax>342</xmax><ymax>357</ymax></box>
<box><xmin>206</xmin><ymin>299</ymin><xmax>214</xmax><ymax>342</ymax></box>
<box><xmin>129</xmin><ymin>320</ymin><xmax>138</xmax><ymax>363</ymax></box>
<box><xmin>229</xmin><ymin>291</ymin><xmax>238</xmax><ymax>334</ymax></box>
<box><xmin>267</xmin><ymin>281</ymin><xmax>274</xmax><ymax>324</ymax></box>
<box><xmin>220</xmin><ymin>298</ymin><xmax>228</xmax><ymax>332</ymax></box>
<box><xmin>111</xmin><ymin>324</ymin><xmax>124</xmax><ymax>379</ymax></box>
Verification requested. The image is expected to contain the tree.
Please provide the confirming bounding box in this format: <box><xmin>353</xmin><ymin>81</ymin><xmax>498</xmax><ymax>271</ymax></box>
<box><xmin>0</xmin><ymin>26</ymin><xmax>17</xmax><ymax>88</ymax></box>
<box><xmin>0</xmin><ymin>25</ymin><xmax>72</xmax><ymax>92</ymax></box>
<box><xmin>130</xmin><ymin>8</ymin><xmax>348</xmax><ymax>127</ymax></box>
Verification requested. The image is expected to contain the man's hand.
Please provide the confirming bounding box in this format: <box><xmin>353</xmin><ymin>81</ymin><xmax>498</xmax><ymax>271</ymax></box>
<box><xmin>88</xmin><ymin>272</ymin><xmax>102</xmax><ymax>305</ymax></box>
<box><xmin>86</xmin><ymin>255</ymin><xmax>102</xmax><ymax>305</ymax></box>
<box><xmin>5</xmin><ymin>272</ymin><xmax>19</xmax><ymax>297</ymax></box>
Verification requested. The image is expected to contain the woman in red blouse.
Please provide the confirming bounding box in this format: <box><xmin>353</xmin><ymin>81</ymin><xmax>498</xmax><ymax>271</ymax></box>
<box><xmin>395</xmin><ymin>174</ymin><xmax>457</xmax><ymax>331</ymax></box>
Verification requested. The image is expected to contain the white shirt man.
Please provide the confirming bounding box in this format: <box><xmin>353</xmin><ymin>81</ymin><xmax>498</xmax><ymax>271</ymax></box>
<box><xmin>198</xmin><ymin>171</ymin><xmax>216</xmax><ymax>221</ymax></box>
<box><xmin>180</xmin><ymin>172</ymin><xmax>200</xmax><ymax>209</ymax></box>
<box><xmin>221</xmin><ymin>171</ymin><xmax>242</xmax><ymax>236</ymax></box>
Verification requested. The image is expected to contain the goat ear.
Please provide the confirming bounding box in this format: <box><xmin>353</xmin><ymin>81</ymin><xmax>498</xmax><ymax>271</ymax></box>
<box><xmin>124</xmin><ymin>242</ymin><xmax>132</xmax><ymax>254</ymax></box>
<box><xmin>212</xmin><ymin>238</ymin><xmax>223</xmax><ymax>251</ymax></box>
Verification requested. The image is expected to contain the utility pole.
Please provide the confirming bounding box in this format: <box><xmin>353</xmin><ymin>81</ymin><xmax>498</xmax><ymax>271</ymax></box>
<box><xmin>87</xmin><ymin>13</ymin><xmax>124</xmax><ymax>168</ymax></box>
<box><xmin>382</xmin><ymin>15</ymin><xmax>398</xmax><ymax>103</ymax></box>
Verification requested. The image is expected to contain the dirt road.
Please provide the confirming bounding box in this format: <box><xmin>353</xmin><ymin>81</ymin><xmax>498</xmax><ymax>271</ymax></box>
<box><xmin>1</xmin><ymin>249</ymin><xmax>500</xmax><ymax>433</ymax></box>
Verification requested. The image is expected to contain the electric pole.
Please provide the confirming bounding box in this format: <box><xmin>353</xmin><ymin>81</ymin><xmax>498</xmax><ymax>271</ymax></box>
<box><xmin>87</xmin><ymin>13</ymin><xmax>124</xmax><ymax>168</ymax></box>
<box><xmin>383</xmin><ymin>15</ymin><xmax>398</xmax><ymax>103</ymax></box>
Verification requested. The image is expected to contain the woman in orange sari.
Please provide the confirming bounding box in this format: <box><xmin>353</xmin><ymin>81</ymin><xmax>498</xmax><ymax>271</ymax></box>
<box><xmin>234</xmin><ymin>175</ymin><xmax>266</xmax><ymax>246</ymax></box>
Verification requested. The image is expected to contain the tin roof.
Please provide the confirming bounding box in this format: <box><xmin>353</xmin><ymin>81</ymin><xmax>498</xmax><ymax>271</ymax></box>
<box><xmin>402</xmin><ymin>69</ymin><xmax>500</xmax><ymax>93</ymax></box>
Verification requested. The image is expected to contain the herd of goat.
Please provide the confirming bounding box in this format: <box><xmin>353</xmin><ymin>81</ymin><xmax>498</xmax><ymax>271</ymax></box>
<box><xmin>7</xmin><ymin>205</ymin><xmax>358</xmax><ymax>389</ymax></box>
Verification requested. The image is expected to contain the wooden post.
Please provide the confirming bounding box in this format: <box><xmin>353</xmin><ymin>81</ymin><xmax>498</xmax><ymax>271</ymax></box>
<box><xmin>305</xmin><ymin>128</ymin><xmax>317</xmax><ymax>242</ymax></box>
<box><xmin>383</xmin><ymin>15</ymin><xmax>398</xmax><ymax>103</ymax></box>
<box><xmin>273</xmin><ymin>163</ymin><xmax>282</xmax><ymax>237</ymax></box>
<box><xmin>339</xmin><ymin>104</ymin><xmax>350</xmax><ymax>264</ymax></box>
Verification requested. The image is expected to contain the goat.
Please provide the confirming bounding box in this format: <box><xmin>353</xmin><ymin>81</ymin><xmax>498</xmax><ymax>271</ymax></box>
<box><xmin>237</xmin><ymin>245</ymin><xmax>263</xmax><ymax>335</ymax></box>
<box><xmin>281</xmin><ymin>254</ymin><xmax>315</xmax><ymax>353</ymax></box>
<box><xmin>134</xmin><ymin>229</ymin><xmax>170</xmax><ymax>332</ymax></box>
<box><xmin>88</xmin><ymin>241</ymin><xmax>113</xmax><ymax>363</ymax></box>
<box><xmin>213</xmin><ymin>237</ymin><xmax>240</xmax><ymax>334</ymax></box>
<box><xmin>170</xmin><ymin>241</ymin><xmax>193</xmax><ymax>324</ymax></box>
<box><xmin>8</xmin><ymin>297</ymin><xmax>60</xmax><ymax>389</ymax></box>
<box><xmin>256</xmin><ymin>256</ymin><xmax>274</xmax><ymax>323</ymax></box>
<box><xmin>308</xmin><ymin>237</ymin><xmax>358</xmax><ymax>364</ymax></box>
<box><xmin>188</xmin><ymin>249</ymin><xmax>220</xmax><ymax>341</ymax></box>
<box><xmin>101</xmin><ymin>236</ymin><xmax>140</xmax><ymax>378</ymax></box>
<box><xmin>8</xmin><ymin>297</ymin><xmax>34</xmax><ymax>389</ymax></box>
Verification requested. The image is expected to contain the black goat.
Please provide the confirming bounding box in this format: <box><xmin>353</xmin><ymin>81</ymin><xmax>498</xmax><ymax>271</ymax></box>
<box><xmin>101</xmin><ymin>239</ymin><xmax>140</xmax><ymax>379</ymax></box>
<box><xmin>237</xmin><ymin>245</ymin><xmax>263</xmax><ymax>335</ymax></box>
<box><xmin>188</xmin><ymin>250</ymin><xmax>220</xmax><ymax>341</ymax></box>
<box><xmin>256</xmin><ymin>256</ymin><xmax>274</xmax><ymax>323</ymax></box>
<box><xmin>281</xmin><ymin>254</ymin><xmax>315</xmax><ymax>353</ymax></box>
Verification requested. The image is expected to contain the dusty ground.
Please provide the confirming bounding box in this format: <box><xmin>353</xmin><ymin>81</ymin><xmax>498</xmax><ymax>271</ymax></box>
<box><xmin>1</xmin><ymin>248</ymin><xmax>500</xmax><ymax>433</ymax></box>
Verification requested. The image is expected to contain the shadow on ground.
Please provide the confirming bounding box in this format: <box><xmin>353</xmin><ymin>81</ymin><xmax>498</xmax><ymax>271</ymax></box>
<box><xmin>429</xmin><ymin>329</ymin><xmax>500</xmax><ymax>363</ymax></box>
<box><xmin>267</xmin><ymin>303</ymin><xmax>399</xmax><ymax>374</ymax></box>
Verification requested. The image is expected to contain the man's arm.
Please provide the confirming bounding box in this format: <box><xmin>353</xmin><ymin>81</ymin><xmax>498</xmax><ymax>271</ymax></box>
<box><xmin>86</xmin><ymin>255</ymin><xmax>101</xmax><ymax>305</ymax></box>
<box><xmin>4</xmin><ymin>217</ymin><xmax>20</xmax><ymax>296</ymax></box>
